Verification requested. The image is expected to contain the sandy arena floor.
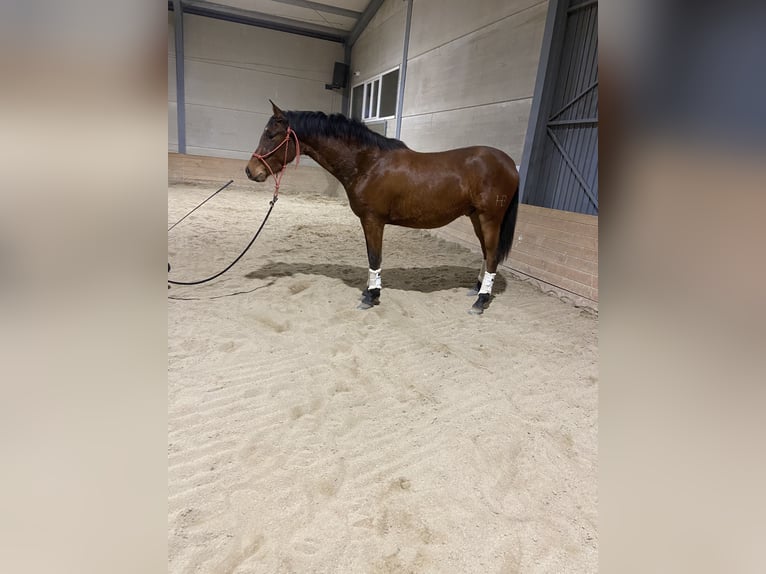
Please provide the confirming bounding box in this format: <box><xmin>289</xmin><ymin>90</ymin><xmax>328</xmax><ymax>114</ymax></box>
<box><xmin>168</xmin><ymin>184</ymin><xmax>598</xmax><ymax>573</ymax></box>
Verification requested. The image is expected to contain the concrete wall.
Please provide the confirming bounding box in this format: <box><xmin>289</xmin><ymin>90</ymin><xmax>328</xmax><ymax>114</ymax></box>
<box><xmin>351</xmin><ymin>0</ymin><xmax>406</xmax><ymax>77</ymax></box>
<box><xmin>401</xmin><ymin>0</ymin><xmax>547</xmax><ymax>161</ymax></box>
<box><xmin>168</xmin><ymin>13</ymin><xmax>344</xmax><ymax>159</ymax></box>
<box><xmin>349</xmin><ymin>0</ymin><xmax>547</xmax><ymax>156</ymax></box>
<box><xmin>170</xmin><ymin>1</ymin><xmax>547</xmax><ymax>161</ymax></box>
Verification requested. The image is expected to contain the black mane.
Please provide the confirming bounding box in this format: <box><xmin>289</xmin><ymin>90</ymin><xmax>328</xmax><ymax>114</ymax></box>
<box><xmin>284</xmin><ymin>111</ymin><xmax>408</xmax><ymax>151</ymax></box>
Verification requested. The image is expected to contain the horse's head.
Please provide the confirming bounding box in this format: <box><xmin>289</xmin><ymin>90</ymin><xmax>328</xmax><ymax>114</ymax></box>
<box><xmin>245</xmin><ymin>100</ymin><xmax>298</xmax><ymax>183</ymax></box>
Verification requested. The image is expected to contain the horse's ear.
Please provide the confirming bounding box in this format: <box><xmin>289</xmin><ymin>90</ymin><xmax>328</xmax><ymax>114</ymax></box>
<box><xmin>269</xmin><ymin>99</ymin><xmax>285</xmax><ymax>119</ymax></box>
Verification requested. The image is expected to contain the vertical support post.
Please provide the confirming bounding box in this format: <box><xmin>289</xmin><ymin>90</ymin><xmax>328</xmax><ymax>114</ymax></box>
<box><xmin>518</xmin><ymin>0</ymin><xmax>566</xmax><ymax>204</ymax></box>
<box><xmin>394</xmin><ymin>0</ymin><xmax>413</xmax><ymax>140</ymax></box>
<box><xmin>342</xmin><ymin>42</ymin><xmax>352</xmax><ymax>116</ymax></box>
<box><xmin>173</xmin><ymin>0</ymin><xmax>187</xmax><ymax>154</ymax></box>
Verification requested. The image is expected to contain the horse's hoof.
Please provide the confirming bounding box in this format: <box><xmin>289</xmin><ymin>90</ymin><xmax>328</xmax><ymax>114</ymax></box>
<box><xmin>469</xmin><ymin>293</ymin><xmax>490</xmax><ymax>314</ymax></box>
<box><xmin>359</xmin><ymin>288</ymin><xmax>380</xmax><ymax>309</ymax></box>
<box><xmin>358</xmin><ymin>298</ymin><xmax>379</xmax><ymax>308</ymax></box>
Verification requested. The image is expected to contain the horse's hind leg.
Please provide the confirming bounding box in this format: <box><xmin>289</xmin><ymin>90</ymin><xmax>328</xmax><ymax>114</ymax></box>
<box><xmin>359</xmin><ymin>217</ymin><xmax>384</xmax><ymax>309</ymax></box>
<box><xmin>469</xmin><ymin>213</ymin><xmax>487</xmax><ymax>294</ymax></box>
<box><xmin>469</xmin><ymin>215</ymin><xmax>501</xmax><ymax>314</ymax></box>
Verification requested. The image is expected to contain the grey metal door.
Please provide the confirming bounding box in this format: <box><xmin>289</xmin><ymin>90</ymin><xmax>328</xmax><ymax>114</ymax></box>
<box><xmin>522</xmin><ymin>0</ymin><xmax>598</xmax><ymax>215</ymax></box>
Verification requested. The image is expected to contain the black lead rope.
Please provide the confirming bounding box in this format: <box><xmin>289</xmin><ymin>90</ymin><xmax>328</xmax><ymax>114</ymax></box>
<box><xmin>168</xmin><ymin>179</ymin><xmax>233</xmax><ymax>232</ymax></box>
<box><xmin>168</xmin><ymin>190</ymin><xmax>279</xmax><ymax>287</ymax></box>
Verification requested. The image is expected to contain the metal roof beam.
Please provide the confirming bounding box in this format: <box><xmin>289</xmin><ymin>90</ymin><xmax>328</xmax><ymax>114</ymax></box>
<box><xmin>270</xmin><ymin>0</ymin><xmax>362</xmax><ymax>20</ymax></box>
<box><xmin>347</xmin><ymin>0</ymin><xmax>383</xmax><ymax>47</ymax></box>
<box><xmin>169</xmin><ymin>0</ymin><xmax>347</xmax><ymax>43</ymax></box>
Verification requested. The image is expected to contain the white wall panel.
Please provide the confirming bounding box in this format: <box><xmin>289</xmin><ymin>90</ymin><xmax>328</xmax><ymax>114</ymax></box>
<box><xmin>168</xmin><ymin>55</ymin><xmax>177</xmax><ymax>101</ymax></box>
<box><xmin>399</xmin><ymin>98</ymin><xmax>532</xmax><ymax>161</ymax></box>
<box><xmin>168</xmin><ymin>101</ymin><xmax>178</xmax><ymax>152</ymax></box>
<box><xmin>403</xmin><ymin>1</ymin><xmax>547</xmax><ymax>116</ymax></box>
<box><xmin>349</xmin><ymin>0</ymin><xmax>548</xmax><ymax>163</ymax></box>
<box><xmin>408</xmin><ymin>0</ymin><xmax>545</xmax><ymax>59</ymax></box>
<box><xmin>168</xmin><ymin>12</ymin><xmax>344</xmax><ymax>157</ymax></box>
<box><xmin>349</xmin><ymin>0</ymin><xmax>405</xmax><ymax>81</ymax></box>
<box><xmin>168</xmin><ymin>13</ymin><xmax>175</xmax><ymax>56</ymax></box>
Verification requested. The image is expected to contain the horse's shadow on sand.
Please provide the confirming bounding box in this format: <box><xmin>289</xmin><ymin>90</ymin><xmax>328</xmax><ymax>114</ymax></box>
<box><xmin>244</xmin><ymin>262</ymin><xmax>507</xmax><ymax>295</ymax></box>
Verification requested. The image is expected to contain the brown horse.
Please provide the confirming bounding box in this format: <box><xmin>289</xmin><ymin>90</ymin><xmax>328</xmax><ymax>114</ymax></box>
<box><xmin>246</xmin><ymin>101</ymin><xmax>519</xmax><ymax>314</ymax></box>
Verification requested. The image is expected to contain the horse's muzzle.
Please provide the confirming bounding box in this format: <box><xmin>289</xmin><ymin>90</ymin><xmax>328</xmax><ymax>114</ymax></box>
<box><xmin>245</xmin><ymin>165</ymin><xmax>268</xmax><ymax>182</ymax></box>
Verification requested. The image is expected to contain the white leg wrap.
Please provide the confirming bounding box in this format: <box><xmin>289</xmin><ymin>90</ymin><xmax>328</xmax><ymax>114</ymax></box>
<box><xmin>368</xmin><ymin>268</ymin><xmax>381</xmax><ymax>290</ymax></box>
<box><xmin>478</xmin><ymin>271</ymin><xmax>496</xmax><ymax>295</ymax></box>
<box><xmin>478</xmin><ymin>259</ymin><xmax>487</xmax><ymax>283</ymax></box>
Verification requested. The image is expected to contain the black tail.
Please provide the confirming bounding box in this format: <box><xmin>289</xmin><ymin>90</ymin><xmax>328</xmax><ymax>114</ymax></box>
<box><xmin>496</xmin><ymin>186</ymin><xmax>519</xmax><ymax>265</ymax></box>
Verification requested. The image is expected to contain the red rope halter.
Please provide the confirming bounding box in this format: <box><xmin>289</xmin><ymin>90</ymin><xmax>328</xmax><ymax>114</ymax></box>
<box><xmin>251</xmin><ymin>126</ymin><xmax>301</xmax><ymax>197</ymax></box>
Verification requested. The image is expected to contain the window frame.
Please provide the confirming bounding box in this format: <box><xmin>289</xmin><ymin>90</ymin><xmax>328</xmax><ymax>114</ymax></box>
<box><xmin>351</xmin><ymin>65</ymin><xmax>400</xmax><ymax>122</ymax></box>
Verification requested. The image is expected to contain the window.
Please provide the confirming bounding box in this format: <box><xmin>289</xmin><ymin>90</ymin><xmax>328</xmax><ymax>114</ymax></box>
<box><xmin>363</xmin><ymin>83</ymin><xmax>371</xmax><ymax>118</ymax></box>
<box><xmin>351</xmin><ymin>84</ymin><xmax>364</xmax><ymax>121</ymax></box>
<box><xmin>379</xmin><ymin>69</ymin><xmax>398</xmax><ymax>117</ymax></box>
<box><xmin>351</xmin><ymin>67</ymin><xmax>399</xmax><ymax>122</ymax></box>
<box><xmin>368</xmin><ymin>79</ymin><xmax>379</xmax><ymax>119</ymax></box>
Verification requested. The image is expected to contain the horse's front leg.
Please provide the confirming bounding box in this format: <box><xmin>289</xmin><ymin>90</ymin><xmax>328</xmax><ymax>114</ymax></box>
<box><xmin>359</xmin><ymin>217</ymin><xmax>384</xmax><ymax>310</ymax></box>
